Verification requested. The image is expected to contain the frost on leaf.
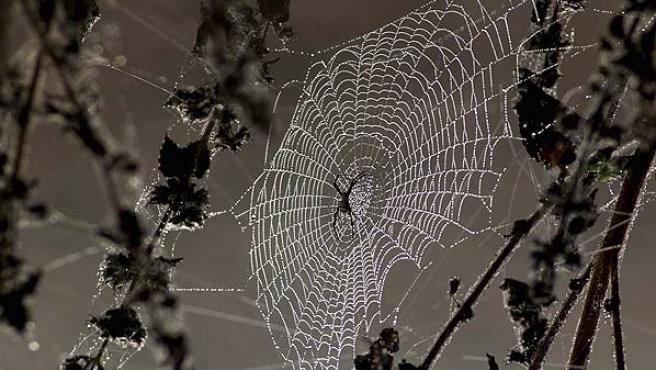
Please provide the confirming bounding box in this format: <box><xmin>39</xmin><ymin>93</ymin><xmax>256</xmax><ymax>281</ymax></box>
<box><xmin>148</xmin><ymin>178</ymin><xmax>210</xmax><ymax>230</ymax></box>
<box><xmin>101</xmin><ymin>253</ymin><xmax>135</xmax><ymax>290</ymax></box>
<box><xmin>515</xmin><ymin>69</ymin><xmax>576</xmax><ymax>169</ymax></box>
<box><xmin>500</xmin><ymin>279</ymin><xmax>548</xmax><ymax>365</ymax></box>
<box><xmin>158</xmin><ymin>136</ymin><xmax>211</xmax><ymax>181</ymax></box>
<box><xmin>215</xmin><ymin>107</ymin><xmax>250</xmax><ymax>151</ymax></box>
<box><xmin>354</xmin><ymin>328</ymin><xmax>399</xmax><ymax>370</ymax></box>
<box><xmin>90</xmin><ymin>307</ymin><xmax>146</xmax><ymax>348</ymax></box>
<box><xmin>150</xmin><ymin>126</ymin><xmax>213</xmax><ymax>230</ymax></box>
<box><xmin>101</xmin><ymin>253</ymin><xmax>182</xmax><ymax>292</ymax></box>
<box><xmin>164</xmin><ymin>84</ymin><xmax>218</xmax><ymax>125</ymax></box>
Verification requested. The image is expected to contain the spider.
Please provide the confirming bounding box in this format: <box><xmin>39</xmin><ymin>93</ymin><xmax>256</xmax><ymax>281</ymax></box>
<box><xmin>332</xmin><ymin>172</ymin><xmax>368</xmax><ymax>237</ymax></box>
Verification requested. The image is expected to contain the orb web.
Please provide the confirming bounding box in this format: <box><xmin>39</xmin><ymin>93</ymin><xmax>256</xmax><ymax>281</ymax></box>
<box><xmin>231</xmin><ymin>1</ymin><xmax>535</xmax><ymax>368</ymax></box>
<box><xmin>59</xmin><ymin>0</ymin><xmax>618</xmax><ymax>369</ymax></box>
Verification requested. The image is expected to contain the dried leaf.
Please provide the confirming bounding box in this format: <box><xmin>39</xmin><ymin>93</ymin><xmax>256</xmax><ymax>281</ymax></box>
<box><xmin>90</xmin><ymin>307</ymin><xmax>146</xmax><ymax>348</ymax></box>
<box><xmin>157</xmin><ymin>136</ymin><xmax>211</xmax><ymax>181</ymax></box>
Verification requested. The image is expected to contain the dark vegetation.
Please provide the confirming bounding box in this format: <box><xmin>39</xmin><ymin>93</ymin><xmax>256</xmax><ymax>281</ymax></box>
<box><xmin>1</xmin><ymin>0</ymin><xmax>291</xmax><ymax>369</ymax></box>
<box><xmin>353</xmin><ymin>0</ymin><xmax>656</xmax><ymax>369</ymax></box>
<box><xmin>0</xmin><ymin>0</ymin><xmax>654</xmax><ymax>369</ymax></box>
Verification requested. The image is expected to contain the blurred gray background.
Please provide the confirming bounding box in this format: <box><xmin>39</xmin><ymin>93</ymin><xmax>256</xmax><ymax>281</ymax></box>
<box><xmin>1</xmin><ymin>1</ymin><xmax>655</xmax><ymax>369</ymax></box>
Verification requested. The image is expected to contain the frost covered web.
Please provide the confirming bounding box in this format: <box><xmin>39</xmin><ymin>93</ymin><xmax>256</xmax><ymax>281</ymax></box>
<box><xmin>223</xmin><ymin>0</ymin><xmax>587</xmax><ymax>368</ymax></box>
<box><xmin>64</xmin><ymin>0</ymin><xmax>624</xmax><ymax>369</ymax></box>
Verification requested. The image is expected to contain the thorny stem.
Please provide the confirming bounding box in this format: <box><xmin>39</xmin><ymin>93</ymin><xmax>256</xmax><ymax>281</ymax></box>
<box><xmin>419</xmin><ymin>206</ymin><xmax>550</xmax><ymax>370</ymax></box>
<box><xmin>528</xmin><ymin>263</ymin><xmax>592</xmax><ymax>370</ymax></box>
<box><xmin>567</xmin><ymin>148</ymin><xmax>655</xmax><ymax>370</ymax></box>
<box><xmin>609</xmin><ymin>250</ymin><xmax>626</xmax><ymax>370</ymax></box>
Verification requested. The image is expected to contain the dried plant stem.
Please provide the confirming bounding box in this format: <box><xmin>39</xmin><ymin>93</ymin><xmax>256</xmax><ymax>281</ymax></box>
<box><xmin>1</xmin><ymin>48</ymin><xmax>44</xmax><ymax>254</ymax></box>
<box><xmin>528</xmin><ymin>263</ymin><xmax>592</xmax><ymax>370</ymax></box>
<box><xmin>419</xmin><ymin>206</ymin><xmax>549</xmax><ymax>370</ymax></box>
<box><xmin>20</xmin><ymin>3</ymin><xmax>125</xmax><ymax>214</ymax></box>
<box><xmin>86</xmin><ymin>337</ymin><xmax>109</xmax><ymax>370</ymax></box>
<box><xmin>146</xmin><ymin>207</ymin><xmax>173</xmax><ymax>256</ymax></box>
<box><xmin>567</xmin><ymin>148</ymin><xmax>655</xmax><ymax>370</ymax></box>
<box><xmin>609</xmin><ymin>252</ymin><xmax>625</xmax><ymax>370</ymax></box>
<box><xmin>11</xmin><ymin>50</ymin><xmax>45</xmax><ymax>183</ymax></box>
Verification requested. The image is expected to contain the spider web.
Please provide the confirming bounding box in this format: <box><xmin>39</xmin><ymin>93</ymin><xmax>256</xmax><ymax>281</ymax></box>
<box><xmin>58</xmin><ymin>1</ymin><xmax>636</xmax><ymax>369</ymax></box>
<box><xmin>223</xmin><ymin>1</ymin><xmax>566</xmax><ymax>368</ymax></box>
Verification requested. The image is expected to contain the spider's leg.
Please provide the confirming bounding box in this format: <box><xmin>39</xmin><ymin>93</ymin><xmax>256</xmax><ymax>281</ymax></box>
<box><xmin>347</xmin><ymin>172</ymin><xmax>367</xmax><ymax>193</ymax></box>
<box><xmin>349</xmin><ymin>212</ymin><xmax>357</xmax><ymax>237</ymax></box>
<box><xmin>332</xmin><ymin>210</ymin><xmax>339</xmax><ymax>237</ymax></box>
<box><xmin>333</xmin><ymin>175</ymin><xmax>343</xmax><ymax>195</ymax></box>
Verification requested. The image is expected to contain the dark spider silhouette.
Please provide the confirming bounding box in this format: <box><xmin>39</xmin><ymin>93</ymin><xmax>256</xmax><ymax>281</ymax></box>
<box><xmin>332</xmin><ymin>172</ymin><xmax>368</xmax><ymax>236</ymax></box>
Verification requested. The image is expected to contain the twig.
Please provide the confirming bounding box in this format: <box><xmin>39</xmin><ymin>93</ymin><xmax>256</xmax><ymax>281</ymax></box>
<box><xmin>528</xmin><ymin>263</ymin><xmax>592</xmax><ymax>370</ymax></box>
<box><xmin>419</xmin><ymin>206</ymin><xmax>550</xmax><ymax>370</ymax></box>
<box><xmin>146</xmin><ymin>207</ymin><xmax>173</xmax><ymax>256</ymax></box>
<box><xmin>567</xmin><ymin>148</ymin><xmax>655</xmax><ymax>370</ymax></box>
<box><xmin>19</xmin><ymin>2</ymin><xmax>125</xmax><ymax>214</ymax></box>
<box><xmin>10</xmin><ymin>50</ymin><xmax>45</xmax><ymax>184</ymax></box>
<box><xmin>84</xmin><ymin>337</ymin><xmax>109</xmax><ymax>370</ymax></box>
<box><xmin>609</xmin><ymin>252</ymin><xmax>626</xmax><ymax>370</ymax></box>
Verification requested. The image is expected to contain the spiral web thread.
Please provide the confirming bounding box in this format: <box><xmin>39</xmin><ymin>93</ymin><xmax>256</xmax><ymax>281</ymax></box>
<box><xmin>227</xmin><ymin>0</ymin><xmax>550</xmax><ymax>368</ymax></box>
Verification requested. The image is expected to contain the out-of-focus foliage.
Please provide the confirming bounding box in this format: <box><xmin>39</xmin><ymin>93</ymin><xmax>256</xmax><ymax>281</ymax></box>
<box><xmin>354</xmin><ymin>328</ymin><xmax>400</xmax><ymax>370</ymax></box>
<box><xmin>191</xmin><ymin>0</ymin><xmax>293</xmax><ymax>130</ymax></box>
<box><xmin>500</xmin><ymin>279</ymin><xmax>548</xmax><ymax>364</ymax></box>
<box><xmin>148</xmin><ymin>134</ymin><xmax>212</xmax><ymax>230</ymax></box>
<box><xmin>513</xmin><ymin>0</ymin><xmax>590</xmax><ymax>310</ymax></box>
<box><xmin>90</xmin><ymin>307</ymin><xmax>147</xmax><ymax>348</ymax></box>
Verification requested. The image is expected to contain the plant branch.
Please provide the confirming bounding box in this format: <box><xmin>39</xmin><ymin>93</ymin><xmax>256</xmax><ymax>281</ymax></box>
<box><xmin>528</xmin><ymin>263</ymin><xmax>592</xmax><ymax>370</ymax></box>
<box><xmin>609</xmin><ymin>252</ymin><xmax>625</xmax><ymax>370</ymax></box>
<box><xmin>19</xmin><ymin>2</ymin><xmax>125</xmax><ymax>214</ymax></box>
<box><xmin>146</xmin><ymin>207</ymin><xmax>173</xmax><ymax>256</ymax></box>
<box><xmin>419</xmin><ymin>206</ymin><xmax>550</xmax><ymax>370</ymax></box>
<box><xmin>85</xmin><ymin>337</ymin><xmax>109</xmax><ymax>370</ymax></box>
<box><xmin>10</xmin><ymin>50</ymin><xmax>45</xmax><ymax>184</ymax></box>
<box><xmin>567</xmin><ymin>148</ymin><xmax>655</xmax><ymax>370</ymax></box>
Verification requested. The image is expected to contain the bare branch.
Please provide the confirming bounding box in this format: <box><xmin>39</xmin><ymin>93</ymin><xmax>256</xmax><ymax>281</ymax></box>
<box><xmin>419</xmin><ymin>206</ymin><xmax>550</xmax><ymax>370</ymax></box>
<box><xmin>567</xmin><ymin>149</ymin><xmax>654</xmax><ymax>370</ymax></box>
<box><xmin>528</xmin><ymin>263</ymin><xmax>592</xmax><ymax>370</ymax></box>
<box><xmin>609</xmin><ymin>252</ymin><xmax>626</xmax><ymax>370</ymax></box>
